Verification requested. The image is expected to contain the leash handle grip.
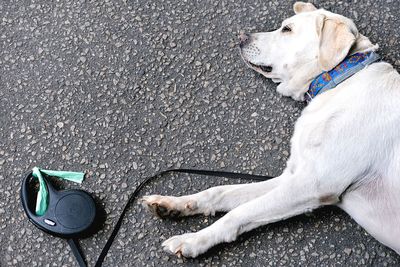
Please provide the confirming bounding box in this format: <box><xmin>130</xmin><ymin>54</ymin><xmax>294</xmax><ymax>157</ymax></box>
<box><xmin>21</xmin><ymin>172</ymin><xmax>59</xmax><ymax>220</ymax></box>
<box><xmin>21</xmin><ymin>173</ymin><xmax>38</xmax><ymax>220</ymax></box>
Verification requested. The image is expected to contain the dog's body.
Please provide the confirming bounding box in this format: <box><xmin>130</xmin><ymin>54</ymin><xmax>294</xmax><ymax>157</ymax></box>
<box><xmin>142</xmin><ymin>2</ymin><xmax>400</xmax><ymax>258</ymax></box>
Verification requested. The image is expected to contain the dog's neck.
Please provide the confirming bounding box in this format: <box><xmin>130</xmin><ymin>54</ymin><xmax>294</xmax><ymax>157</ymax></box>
<box><xmin>304</xmin><ymin>51</ymin><xmax>380</xmax><ymax>103</ymax></box>
<box><xmin>278</xmin><ymin>33</ymin><xmax>379</xmax><ymax>102</ymax></box>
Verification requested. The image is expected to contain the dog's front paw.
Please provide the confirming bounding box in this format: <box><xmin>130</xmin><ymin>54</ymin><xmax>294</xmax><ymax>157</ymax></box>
<box><xmin>140</xmin><ymin>195</ymin><xmax>198</xmax><ymax>219</ymax></box>
<box><xmin>162</xmin><ymin>232</ymin><xmax>210</xmax><ymax>258</ymax></box>
<box><xmin>276</xmin><ymin>82</ymin><xmax>306</xmax><ymax>101</ymax></box>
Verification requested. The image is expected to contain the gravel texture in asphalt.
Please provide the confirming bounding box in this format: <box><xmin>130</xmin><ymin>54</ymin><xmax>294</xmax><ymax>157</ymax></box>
<box><xmin>1</xmin><ymin>0</ymin><xmax>399</xmax><ymax>266</ymax></box>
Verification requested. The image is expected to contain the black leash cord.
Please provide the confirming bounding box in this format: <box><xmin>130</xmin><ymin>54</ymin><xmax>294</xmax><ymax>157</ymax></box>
<box><xmin>67</xmin><ymin>239</ymin><xmax>87</xmax><ymax>267</ymax></box>
<box><xmin>94</xmin><ymin>168</ymin><xmax>274</xmax><ymax>266</ymax></box>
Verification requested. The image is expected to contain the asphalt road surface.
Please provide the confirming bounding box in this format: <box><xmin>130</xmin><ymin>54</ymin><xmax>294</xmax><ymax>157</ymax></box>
<box><xmin>1</xmin><ymin>0</ymin><xmax>399</xmax><ymax>266</ymax></box>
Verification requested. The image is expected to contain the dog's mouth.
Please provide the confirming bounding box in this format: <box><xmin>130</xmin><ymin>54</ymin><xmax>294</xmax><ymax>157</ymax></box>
<box><xmin>240</xmin><ymin>50</ymin><xmax>280</xmax><ymax>82</ymax></box>
<box><xmin>241</xmin><ymin>56</ymin><xmax>281</xmax><ymax>83</ymax></box>
<box><xmin>240</xmin><ymin>52</ymin><xmax>273</xmax><ymax>74</ymax></box>
<box><xmin>248</xmin><ymin>62</ymin><xmax>273</xmax><ymax>73</ymax></box>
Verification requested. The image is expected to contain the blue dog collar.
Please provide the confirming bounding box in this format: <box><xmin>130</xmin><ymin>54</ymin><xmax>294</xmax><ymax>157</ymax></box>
<box><xmin>305</xmin><ymin>51</ymin><xmax>380</xmax><ymax>102</ymax></box>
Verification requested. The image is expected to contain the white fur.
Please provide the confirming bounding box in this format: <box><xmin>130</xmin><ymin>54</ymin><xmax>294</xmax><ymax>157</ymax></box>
<box><xmin>141</xmin><ymin>2</ymin><xmax>400</xmax><ymax>258</ymax></box>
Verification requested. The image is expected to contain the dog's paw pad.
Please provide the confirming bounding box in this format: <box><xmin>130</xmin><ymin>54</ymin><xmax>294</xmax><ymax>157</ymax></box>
<box><xmin>162</xmin><ymin>233</ymin><xmax>203</xmax><ymax>258</ymax></box>
<box><xmin>140</xmin><ymin>195</ymin><xmax>197</xmax><ymax>219</ymax></box>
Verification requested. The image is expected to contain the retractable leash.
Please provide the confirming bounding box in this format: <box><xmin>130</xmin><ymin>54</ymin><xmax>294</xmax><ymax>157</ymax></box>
<box><xmin>21</xmin><ymin>167</ymin><xmax>274</xmax><ymax>267</ymax></box>
<box><xmin>21</xmin><ymin>168</ymin><xmax>95</xmax><ymax>267</ymax></box>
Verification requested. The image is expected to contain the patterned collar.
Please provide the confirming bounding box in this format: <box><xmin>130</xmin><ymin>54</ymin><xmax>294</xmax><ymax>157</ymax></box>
<box><xmin>305</xmin><ymin>51</ymin><xmax>380</xmax><ymax>103</ymax></box>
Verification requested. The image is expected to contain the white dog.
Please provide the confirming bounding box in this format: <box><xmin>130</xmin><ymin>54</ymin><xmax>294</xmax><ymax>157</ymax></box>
<box><xmin>142</xmin><ymin>2</ymin><xmax>400</xmax><ymax>258</ymax></box>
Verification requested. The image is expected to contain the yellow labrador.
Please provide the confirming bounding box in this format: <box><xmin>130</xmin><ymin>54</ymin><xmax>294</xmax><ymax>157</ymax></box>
<box><xmin>142</xmin><ymin>2</ymin><xmax>400</xmax><ymax>258</ymax></box>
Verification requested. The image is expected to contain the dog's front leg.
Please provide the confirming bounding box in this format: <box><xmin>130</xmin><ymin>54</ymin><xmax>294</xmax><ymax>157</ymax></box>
<box><xmin>162</xmin><ymin>174</ymin><xmax>330</xmax><ymax>258</ymax></box>
<box><xmin>142</xmin><ymin>176</ymin><xmax>283</xmax><ymax>218</ymax></box>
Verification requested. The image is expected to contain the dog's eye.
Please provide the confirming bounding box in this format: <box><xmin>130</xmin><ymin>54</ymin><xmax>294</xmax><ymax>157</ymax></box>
<box><xmin>281</xmin><ymin>25</ymin><xmax>292</xmax><ymax>33</ymax></box>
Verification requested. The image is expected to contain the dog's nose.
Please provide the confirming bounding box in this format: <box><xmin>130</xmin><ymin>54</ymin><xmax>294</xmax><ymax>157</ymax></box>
<box><xmin>239</xmin><ymin>32</ymin><xmax>250</xmax><ymax>48</ymax></box>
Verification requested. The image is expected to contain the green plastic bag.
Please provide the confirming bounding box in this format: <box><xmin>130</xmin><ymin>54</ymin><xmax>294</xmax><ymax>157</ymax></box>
<box><xmin>31</xmin><ymin>167</ymin><xmax>85</xmax><ymax>216</ymax></box>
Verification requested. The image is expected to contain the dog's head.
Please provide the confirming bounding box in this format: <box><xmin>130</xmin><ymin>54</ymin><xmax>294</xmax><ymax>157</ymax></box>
<box><xmin>240</xmin><ymin>2</ymin><xmax>378</xmax><ymax>101</ymax></box>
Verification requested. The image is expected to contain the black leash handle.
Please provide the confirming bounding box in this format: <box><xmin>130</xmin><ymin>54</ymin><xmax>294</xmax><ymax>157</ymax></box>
<box><xmin>94</xmin><ymin>168</ymin><xmax>274</xmax><ymax>266</ymax></box>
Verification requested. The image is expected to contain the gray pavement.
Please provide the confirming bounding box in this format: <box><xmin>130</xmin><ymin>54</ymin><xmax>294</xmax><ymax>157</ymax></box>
<box><xmin>1</xmin><ymin>0</ymin><xmax>399</xmax><ymax>266</ymax></box>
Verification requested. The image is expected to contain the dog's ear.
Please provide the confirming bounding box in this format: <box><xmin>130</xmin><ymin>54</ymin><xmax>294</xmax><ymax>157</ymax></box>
<box><xmin>293</xmin><ymin>2</ymin><xmax>317</xmax><ymax>14</ymax></box>
<box><xmin>318</xmin><ymin>16</ymin><xmax>357</xmax><ymax>71</ymax></box>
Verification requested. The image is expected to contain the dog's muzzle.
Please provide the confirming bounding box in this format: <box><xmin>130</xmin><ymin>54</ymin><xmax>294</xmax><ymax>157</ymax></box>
<box><xmin>239</xmin><ymin>32</ymin><xmax>273</xmax><ymax>73</ymax></box>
